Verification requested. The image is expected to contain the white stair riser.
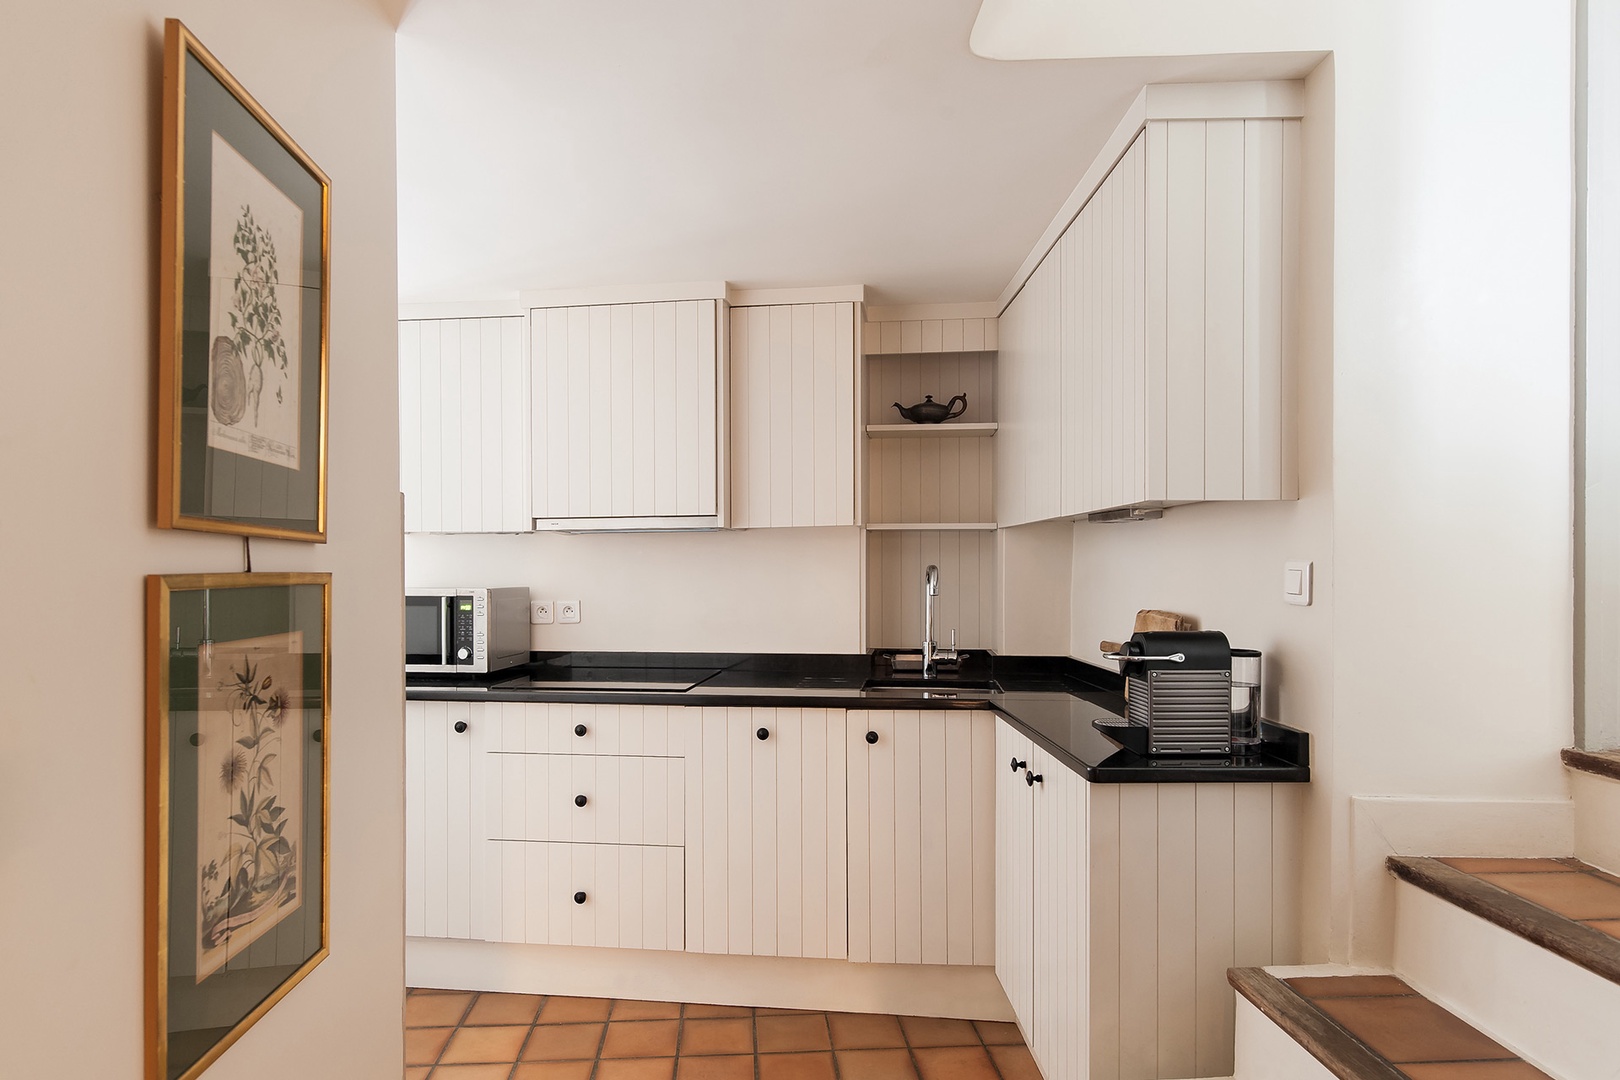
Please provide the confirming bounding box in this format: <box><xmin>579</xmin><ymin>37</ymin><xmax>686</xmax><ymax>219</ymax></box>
<box><xmin>1393</xmin><ymin>880</ymin><xmax>1620</xmax><ymax>1080</ymax></box>
<box><xmin>1573</xmin><ymin>770</ymin><xmax>1620</xmax><ymax>876</ymax></box>
<box><xmin>1229</xmin><ymin>995</ymin><xmax>1336</xmax><ymax>1080</ymax></box>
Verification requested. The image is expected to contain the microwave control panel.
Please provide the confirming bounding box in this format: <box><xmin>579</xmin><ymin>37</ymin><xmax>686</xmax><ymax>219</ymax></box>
<box><xmin>453</xmin><ymin>594</ymin><xmax>483</xmax><ymax>664</ymax></box>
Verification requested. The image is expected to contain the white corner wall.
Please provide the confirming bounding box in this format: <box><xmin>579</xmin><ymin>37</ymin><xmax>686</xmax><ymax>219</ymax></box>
<box><xmin>0</xmin><ymin>3</ymin><xmax>405</xmax><ymax>1078</ymax></box>
<box><xmin>980</xmin><ymin>0</ymin><xmax>1577</xmax><ymax>964</ymax></box>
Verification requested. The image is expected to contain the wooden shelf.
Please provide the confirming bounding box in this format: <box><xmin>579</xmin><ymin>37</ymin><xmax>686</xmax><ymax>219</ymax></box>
<box><xmin>864</xmin><ymin>522</ymin><xmax>998</xmax><ymax>531</ymax></box>
<box><xmin>865</xmin><ymin>422</ymin><xmax>998</xmax><ymax>439</ymax></box>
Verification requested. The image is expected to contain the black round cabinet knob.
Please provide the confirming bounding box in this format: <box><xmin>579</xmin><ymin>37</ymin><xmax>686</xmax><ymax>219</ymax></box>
<box><xmin>757</xmin><ymin>727</ymin><xmax>770</xmax><ymax>741</ymax></box>
<box><xmin>1025</xmin><ymin>771</ymin><xmax>1044</xmax><ymax>787</ymax></box>
<box><xmin>454</xmin><ymin>720</ymin><xmax>468</xmax><ymax>734</ymax></box>
<box><xmin>574</xmin><ymin>723</ymin><xmax>587</xmax><ymax>737</ymax></box>
<box><xmin>573</xmin><ymin>891</ymin><xmax>587</xmax><ymax>905</ymax></box>
<box><xmin>866</xmin><ymin>730</ymin><xmax>879</xmax><ymax>745</ymax></box>
<box><xmin>1009</xmin><ymin>757</ymin><xmax>1026</xmax><ymax>773</ymax></box>
<box><xmin>575</xmin><ymin>794</ymin><xmax>588</xmax><ymax>807</ymax></box>
<box><xmin>189</xmin><ymin>733</ymin><xmax>200</xmax><ymax>747</ymax></box>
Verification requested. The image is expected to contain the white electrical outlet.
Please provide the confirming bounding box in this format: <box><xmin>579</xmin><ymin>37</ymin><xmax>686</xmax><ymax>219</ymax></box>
<box><xmin>530</xmin><ymin>600</ymin><xmax>554</xmax><ymax>625</ymax></box>
<box><xmin>558</xmin><ymin>600</ymin><xmax>581</xmax><ymax>624</ymax></box>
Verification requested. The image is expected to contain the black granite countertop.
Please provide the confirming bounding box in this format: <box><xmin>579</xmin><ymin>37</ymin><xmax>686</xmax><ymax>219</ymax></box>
<box><xmin>407</xmin><ymin>651</ymin><xmax>1309</xmax><ymax>784</ymax></box>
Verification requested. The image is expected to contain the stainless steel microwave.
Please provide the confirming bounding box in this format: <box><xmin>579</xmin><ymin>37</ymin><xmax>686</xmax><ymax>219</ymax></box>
<box><xmin>405</xmin><ymin>587</ymin><xmax>530</xmax><ymax>674</ymax></box>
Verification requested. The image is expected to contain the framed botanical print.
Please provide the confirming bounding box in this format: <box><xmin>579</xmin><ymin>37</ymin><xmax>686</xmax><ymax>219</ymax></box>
<box><xmin>146</xmin><ymin>573</ymin><xmax>330</xmax><ymax>1080</ymax></box>
<box><xmin>157</xmin><ymin>20</ymin><xmax>330</xmax><ymax>542</ymax></box>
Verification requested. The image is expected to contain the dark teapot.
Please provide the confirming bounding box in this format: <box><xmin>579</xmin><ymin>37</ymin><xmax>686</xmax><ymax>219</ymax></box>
<box><xmin>893</xmin><ymin>393</ymin><xmax>967</xmax><ymax>424</ymax></box>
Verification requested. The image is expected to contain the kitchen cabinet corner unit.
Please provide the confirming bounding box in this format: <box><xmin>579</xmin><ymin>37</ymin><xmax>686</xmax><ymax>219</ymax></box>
<box><xmin>997</xmin><ymin>114</ymin><xmax>1301</xmax><ymax>527</ymax></box>
<box><xmin>529</xmin><ymin>298</ymin><xmax>726</xmax><ymax>530</ymax></box>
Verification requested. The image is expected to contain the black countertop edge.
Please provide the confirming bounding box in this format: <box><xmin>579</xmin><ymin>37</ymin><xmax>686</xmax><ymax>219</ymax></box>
<box><xmin>408</xmin><ymin>652</ymin><xmax>1307</xmax><ymax>785</ymax></box>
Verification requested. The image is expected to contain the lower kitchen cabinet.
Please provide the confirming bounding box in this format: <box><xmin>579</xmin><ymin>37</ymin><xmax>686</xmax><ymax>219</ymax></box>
<box><xmin>405</xmin><ymin>701</ymin><xmax>487</xmax><ymax>941</ymax></box>
<box><xmin>487</xmin><ymin>839</ymin><xmax>685</xmax><ymax>950</ymax></box>
<box><xmin>686</xmin><ymin>707</ymin><xmax>849</xmax><ymax>959</ymax></box>
<box><xmin>848</xmin><ymin>710</ymin><xmax>995</xmax><ymax>965</ymax></box>
<box><xmin>993</xmin><ymin>716</ymin><xmax>1302</xmax><ymax>1080</ymax></box>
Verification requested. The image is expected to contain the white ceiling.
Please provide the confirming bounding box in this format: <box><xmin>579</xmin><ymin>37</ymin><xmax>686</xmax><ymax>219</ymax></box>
<box><xmin>395</xmin><ymin>1</ymin><xmax>1320</xmax><ymax>308</ymax></box>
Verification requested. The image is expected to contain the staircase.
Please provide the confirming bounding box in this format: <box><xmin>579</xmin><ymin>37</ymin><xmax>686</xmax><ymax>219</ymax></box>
<box><xmin>1222</xmin><ymin>749</ymin><xmax>1620</xmax><ymax>1080</ymax></box>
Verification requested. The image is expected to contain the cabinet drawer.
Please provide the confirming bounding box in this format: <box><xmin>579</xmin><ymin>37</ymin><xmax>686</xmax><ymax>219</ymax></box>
<box><xmin>479</xmin><ymin>701</ymin><xmax>688</xmax><ymax>757</ymax></box>
<box><xmin>487</xmin><ymin>841</ymin><xmax>684</xmax><ymax>950</ymax></box>
<box><xmin>488</xmin><ymin>752</ymin><xmax>684</xmax><ymax>846</ymax></box>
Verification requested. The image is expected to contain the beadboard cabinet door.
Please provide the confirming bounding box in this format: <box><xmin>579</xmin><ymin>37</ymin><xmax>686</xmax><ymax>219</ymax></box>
<box><xmin>846</xmin><ymin>710</ymin><xmax>996</xmax><ymax>966</ymax></box>
<box><xmin>995</xmin><ymin>249</ymin><xmax>1064</xmax><ymax>528</ymax></box>
<box><xmin>1027</xmin><ymin>742</ymin><xmax>1089</xmax><ymax>1080</ymax></box>
<box><xmin>684</xmin><ymin>707</ymin><xmax>849</xmax><ymax>959</ymax></box>
<box><xmin>399</xmin><ymin>316</ymin><xmax>530</xmax><ymax>533</ymax></box>
<box><xmin>530</xmin><ymin>299</ymin><xmax>723</xmax><ymax>528</ymax></box>
<box><xmin>995</xmin><ymin>720</ymin><xmax>1035</xmax><ymax>1030</ymax></box>
<box><xmin>730</xmin><ymin>303</ymin><xmax>857</xmax><ymax>528</ymax></box>
<box><xmin>405</xmin><ymin>701</ymin><xmax>488</xmax><ymax>940</ymax></box>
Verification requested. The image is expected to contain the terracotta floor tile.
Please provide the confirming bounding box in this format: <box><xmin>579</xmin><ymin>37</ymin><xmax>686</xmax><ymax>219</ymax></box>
<box><xmin>1399</xmin><ymin>1062</ymin><xmax>1555</xmax><ymax>1079</ymax></box>
<box><xmin>1314</xmin><ymin>996</ymin><xmax>1515</xmax><ymax>1063</ymax></box>
<box><xmin>405</xmin><ymin>1067</ymin><xmax>432</xmax><ymax>1080</ymax></box>
<box><xmin>829</xmin><ymin>1013</ymin><xmax>908</xmax><ymax>1050</ymax></box>
<box><xmin>681</xmin><ymin>1018</ymin><xmax>755</xmax><ymax>1056</ymax></box>
<box><xmin>676</xmin><ymin>1054</ymin><xmax>756</xmax><ymax>1080</ymax></box>
<box><xmin>684</xmin><ymin>1003</ymin><xmax>754</xmax><ymax>1018</ymax></box>
<box><xmin>988</xmin><ymin>1045</ymin><xmax>1041</xmax><ymax>1080</ymax></box>
<box><xmin>522</xmin><ymin>1022</ymin><xmax>608</xmax><ymax>1061</ymax></box>
<box><xmin>596</xmin><ymin>1058</ymin><xmax>678</xmax><ymax>1080</ymax></box>
<box><xmin>1286</xmin><ymin>975</ymin><xmax>1415</xmax><ymax>999</ymax></box>
<box><xmin>972</xmin><ymin>1020</ymin><xmax>1022</xmax><ymax>1046</ymax></box>
<box><xmin>1479</xmin><ymin>871</ymin><xmax>1620</xmax><ymax>920</ymax></box>
<box><xmin>432</xmin><ymin>1067</ymin><xmax>517</xmax><ymax>1080</ymax></box>
<box><xmin>538</xmin><ymin>996</ymin><xmax>615</xmax><ymax>1024</ymax></box>
<box><xmin>441</xmin><ymin>1024</ymin><xmax>533</xmax><ymax>1064</ymax></box>
<box><xmin>465</xmin><ymin>991</ymin><xmax>544</xmax><ymax>1026</ymax></box>
<box><xmin>756</xmin><ymin>1013</ymin><xmax>832</xmax><ymax>1053</ymax></box>
<box><xmin>602</xmin><ymin>1019</ymin><xmax>681</xmax><ymax>1058</ymax></box>
<box><xmin>614</xmin><ymin>998</ymin><xmax>686</xmax><ymax>1021</ymax></box>
<box><xmin>1439</xmin><ymin>858</ymin><xmax>1575</xmax><ymax>875</ymax></box>
<box><xmin>512</xmin><ymin>1062</ymin><xmax>595</xmax><ymax>1080</ymax></box>
<box><xmin>406</xmin><ymin>992</ymin><xmax>475</xmax><ymax>1027</ymax></box>
<box><xmin>757</xmin><ymin>1050</ymin><xmax>837</xmax><ymax>1080</ymax></box>
<box><xmin>913</xmin><ymin>1046</ymin><xmax>999</xmax><ymax>1080</ymax></box>
<box><xmin>1586</xmin><ymin>918</ymin><xmax>1620</xmax><ymax>938</ymax></box>
<box><xmin>837</xmin><ymin>1049</ymin><xmax>919</xmax><ymax>1080</ymax></box>
<box><xmin>404</xmin><ymin>1026</ymin><xmax>454</xmax><ymax>1066</ymax></box>
<box><xmin>900</xmin><ymin>1016</ymin><xmax>981</xmax><ymax>1048</ymax></box>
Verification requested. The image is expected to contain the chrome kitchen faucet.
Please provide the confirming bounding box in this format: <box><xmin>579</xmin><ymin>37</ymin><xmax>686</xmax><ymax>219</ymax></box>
<box><xmin>921</xmin><ymin>564</ymin><xmax>961</xmax><ymax>678</ymax></box>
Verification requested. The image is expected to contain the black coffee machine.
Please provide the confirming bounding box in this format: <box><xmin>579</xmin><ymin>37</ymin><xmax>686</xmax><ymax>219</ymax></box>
<box><xmin>1101</xmin><ymin>630</ymin><xmax>1234</xmax><ymax>755</ymax></box>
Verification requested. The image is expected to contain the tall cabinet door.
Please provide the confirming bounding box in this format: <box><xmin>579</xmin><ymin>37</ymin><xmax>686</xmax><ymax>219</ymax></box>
<box><xmin>399</xmin><ymin>316</ymin><xmax>529</xmax><ymax>533</ymax></box>
<box><xmin>685</xmin><ymin>707</ymin><xmax>848</xmax><ymax>959</ymax></box>
<box><xmin>730</xmin><ymin>303</ymin><xmax>857</xmax><ymax>527</ymax></box>
<box><xmin>405</xmin><ymin>700</ymin><xmax>487</xmax><ymax>940</ymax></box>
<box><xmin>530</xmin><ymin>299</ymin><xmax>721</xmax><ymax>525</ymax></box>
<box><xmin>995</xmin><ymin>720</ymin><xmax>1035</xmax><ymax>1033</ymax></box>
<box><xmin>847</xmin><ymin>710</ymin><xmax>996</xmax><ymax>966</ymax></box>
<box><xmin>1027</xmin><ymin>743</ymin><xmax>1089</xmax><ymax>1080</ymax></box>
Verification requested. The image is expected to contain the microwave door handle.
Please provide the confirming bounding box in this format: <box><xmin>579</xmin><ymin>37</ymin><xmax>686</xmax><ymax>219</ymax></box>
<box><xmin>440</xmin><ymin>597</ymin><xmax>453</xmax><ymax>664</ymax></box>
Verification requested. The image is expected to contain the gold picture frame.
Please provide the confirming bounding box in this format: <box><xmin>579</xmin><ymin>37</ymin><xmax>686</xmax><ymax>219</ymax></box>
<box><xmin>146</xmin><ymin>573</ymin><xmax>331</xmax><ymax>1080</ymax></box>
<box><xmin>157</xmin><ymin>20</ymin><xmax>330</xmax><ymax>542</ymax></box>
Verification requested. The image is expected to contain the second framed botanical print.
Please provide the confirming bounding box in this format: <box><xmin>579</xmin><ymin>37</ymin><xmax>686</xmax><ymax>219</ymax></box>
<box><xmin>146</xmin><ymin>573</ymin><xmax>330</xmax><ymax>1080</ymax></box>
<box><xmin>157</xmin><ymin>20</ymin><xmax>330</xmax><ymax>541</ymax></box>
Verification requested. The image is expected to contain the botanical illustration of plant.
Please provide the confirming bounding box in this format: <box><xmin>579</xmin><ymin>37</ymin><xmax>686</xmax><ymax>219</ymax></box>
<box><xmin>227</xmin><ymin>204</ymin><xmax>290</xmax><ymax>427</ymax></box>
<box><xmin>198</xmin><ymin>654</ymin><xmax>298</xmax><ymax>956</ymax></box>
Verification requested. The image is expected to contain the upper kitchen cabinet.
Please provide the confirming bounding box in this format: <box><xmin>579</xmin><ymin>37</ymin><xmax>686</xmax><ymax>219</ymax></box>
<box><xmin>400</xmin><ymin>316</ymin><xmax>531</xmax><ymax>533</ymax></box>
<box><xmin>530</xmin><ymin>299</ymin><xmax>726</xmax><ymax>530</ymax></box>
<box><xmin>998</xmin><ymin>99</ymin><xmax>1301</xmax><ymax>526</ymax></box>
<box><xmin>729</xmin><ymin>302</ymin><xmax>857</xmax><ymax>528</ymax></box>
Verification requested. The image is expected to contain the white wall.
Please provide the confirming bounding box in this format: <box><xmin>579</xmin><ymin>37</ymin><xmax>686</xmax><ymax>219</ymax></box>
<box><xmin>978</xmin><ymin>0</ymin><xmax>1577</xmax><ymax>964</ymax></box>
<box><xmin>406</xmin><ymin>527</ymin><xmax>865</xmax><ymax>653</ymax></box>
<box><xmin>0</xmin><ymin>3</ymin><xmax>404</xmax><ymax>1077</ymax></box>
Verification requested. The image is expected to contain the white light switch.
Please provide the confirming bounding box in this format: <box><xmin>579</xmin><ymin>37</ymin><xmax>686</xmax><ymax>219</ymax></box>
<box><xmin>1284</xmin><ymin>561</ymin><xmax>1313</xmax><ymax>606</ymax></box>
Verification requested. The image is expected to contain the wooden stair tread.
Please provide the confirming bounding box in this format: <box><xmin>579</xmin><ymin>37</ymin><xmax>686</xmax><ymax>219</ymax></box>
<box><xmin>1387</xmin><ymin>855</ymin><xmax>1620</xmax><ymax>987</ymax></box>
<box><xmin>1228</xmin><ymin>968</ymin><xmax>1552</xmax><ymax>1079</ymax></box>
<box><xmin>1562</xmin><ymin>746</ymin><xmax>1620</xmax><ymax>782</ymax></box>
